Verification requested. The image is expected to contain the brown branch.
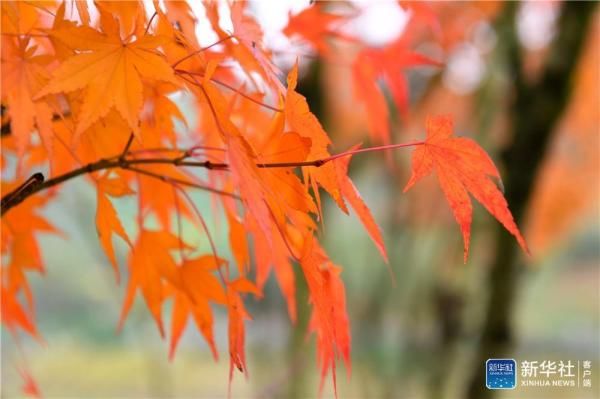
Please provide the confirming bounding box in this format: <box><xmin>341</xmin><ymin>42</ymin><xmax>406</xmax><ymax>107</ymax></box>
<box><xmin>0</xmin><ymin>173</ymin><xmax>45</xmax><ymax>210</ymax></box>
<box><xmin>1</xmin><ymin>141</ymin><xmax>423</xmax><ymax>216</ymax></box>
<box><xmin>119</xmin><ymin>133</ymin><xmax>135</xmax><ymax>160</ymax></box>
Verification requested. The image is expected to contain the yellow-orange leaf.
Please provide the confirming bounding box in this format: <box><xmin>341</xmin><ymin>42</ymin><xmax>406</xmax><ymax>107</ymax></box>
<box><xmin>227</xmin><ymin>277</ymin><xmax>260</xmax><ymax>388</ymax></box>
<box><xmin>36</xmin><ymin>6</ymin><xmax>177</xmax><ymax>138</ymax></box>
<box><xmin>169</xmin><ymin>256</ymin><xmax>227</xmax><ymax>360</ymax></box>
<box><xmin>1</xmin><ymin>38</ymin><xmax>54</xmax><ymax>156</ymax></box>
<box><xmin>97</xmin><ymin>175</ymin><xmax>135</xmax><ymax>197</ymax></box>
<box><xmin>95</xmin><ymin>188</ymin><xmax>131</xmax><ymax>281</ymax></box>
<box><xmin>119</xmin><ymin>230</ymin><xmax>185</xmax><ymax>336</ymax></box>
<box><xmin>259</xmin><ymin>131</ymin><xmax>311</xmax><ymax>164</ymax></box>
<box><xmin>285</xmin><ymin>63</ymin><xmax>347</xmax><ymax>215</ymax></box>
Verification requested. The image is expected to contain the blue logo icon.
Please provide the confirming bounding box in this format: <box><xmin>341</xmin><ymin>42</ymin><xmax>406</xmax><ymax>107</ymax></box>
<box><xmin>486</xmin><ymin>359</ymin><xmax>517</xmax><ymax>389</ymax></box>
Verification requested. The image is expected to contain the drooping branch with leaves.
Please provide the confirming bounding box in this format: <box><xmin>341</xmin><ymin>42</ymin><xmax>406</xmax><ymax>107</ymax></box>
<box><xmin>1</xmin><ymin>1</ymin><xmax>528</xmax><ymax>396</ymax></box>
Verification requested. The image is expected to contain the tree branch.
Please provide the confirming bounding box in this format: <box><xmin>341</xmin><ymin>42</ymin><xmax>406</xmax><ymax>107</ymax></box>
<box><xmin>0</xmin><ymin>141</ymin><xmax>424</xmax><ymax>216</ymax></box>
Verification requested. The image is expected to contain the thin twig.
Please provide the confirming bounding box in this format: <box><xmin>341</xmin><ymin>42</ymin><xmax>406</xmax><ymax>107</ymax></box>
<box><xmin>172</xmin><ymin>184</ymin><xmax>187</xmax><ymax>262</ymax></box>
<box><xmin>123</xmin><ymin>166</ymin><xmax>240</xmax><ymax>200</ymax></box>
<box><xmin>171</xmin><ymin>35</ymin><xmax>234</xmax><ymax>69</ymax></box>
<box><xmin>120</xmin><ymin>134</ymin><xmax>135</xmax><ymax>161</ymax></box>
<box><xmin>178</xmin><ymin>188</ymin><xmax>228</xmax><ymax>284</ymax></box>
<box><xmin>144</xmin><ymin>12</ymin><xmax>158</xmax><ymax>36</ymax></box>
<box><xmin>176</xmin><ymin>69</ymin><xmax>283</xmax><ymax>112</ymax></box>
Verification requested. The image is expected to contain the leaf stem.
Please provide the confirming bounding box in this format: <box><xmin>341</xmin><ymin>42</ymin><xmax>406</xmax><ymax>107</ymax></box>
<box><xmin>171</xmin><ymin>35</ymin><xmax>234</xmax><ymax>69</ymax></box>
<box><xmin>176</xmin><ymin>69</ymin><xmax>284</xmax><ymax>112</ymax></box>
<box><xmin>123</xmin><ymin>165</ymin><xmax>240</xmax><ymax>199</ymax></box>
<box><xmin>120</xmin><ymin>133</ymin><xmax>135</xmax><ymax>161</ymax></box>
<box><xmin>144</xmin><ymin>12</ymin><xmax>158</xmax><ymax>36</ymax></box>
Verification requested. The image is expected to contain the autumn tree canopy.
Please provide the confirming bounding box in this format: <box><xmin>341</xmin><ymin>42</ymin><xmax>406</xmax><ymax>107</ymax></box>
<box><xmin>0</xmin><ymin>1</ymin><xmax>528</xmax><ymax>396</ymax></box>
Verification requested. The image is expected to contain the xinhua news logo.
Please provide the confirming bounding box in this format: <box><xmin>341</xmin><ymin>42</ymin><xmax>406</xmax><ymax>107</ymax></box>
<box><xmin>486</xmin><ymin>359</ymin><xmax>517</xmax><ymax>390</ymax></box>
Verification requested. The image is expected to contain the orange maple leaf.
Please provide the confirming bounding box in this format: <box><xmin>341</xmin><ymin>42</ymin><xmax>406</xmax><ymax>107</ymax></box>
<box><xmin>0</xmin><ymin>37</ymin><xmax>54</xmax><ymax>156</ymax></box>
<box><xmin>226</xmin><ymin>277</ymin><xmax>262</xmax><ymax>390</ymax></box>
<box><xmin>283</xmin><ymin>3</ymin><xmax>355</xmax><ymax>56</ymax></box>
<box><xmin>35</xmin><ymin>5</ymin><xmax>177</xmax><ymax>138</ymax></box>
<box><xmin>0</xmin><ymin>282</ymin><xmax>40</xmax><ymax>339</ymax></box>
<box><xmin>168</xmin><ymin>256</ymin><xmax>227</xmax><ymax>361</ymax></box>
<box><xmin>404</xmin><ymin>115</ymin><xmax>528</xmax><ymax>262</ymax></box>
<box><xmin>285</xmin><ymin>63</ymin><xmax>347</xmax><ymax>217</ymax></box>
<box><xmin>95</xmin><ymin>177</ymin><xmax>133</xmax><ymax>282</ymax></box>
<box><xmin>119</xmin><ymin>230</ymin><xmax>186</xmax><ymax>336</ymax></box>
<box><xmin>18</xmin><ymin>366</ymin><xmax>42</xmax><ymax>398</ymax></box>
<box><xmin>300</xmin><ymin>238</ymin><xmax>350</xmax><ymax>397</ymax></box>
<box><xmin>230</xmin><ymin>1</ymin><xmax>284</xmax><ymax>94</ymax></box>
<box><xmin>353</xmin><ymin>37</ymin><xmax>440</xmax><ymax>144</ymax></box>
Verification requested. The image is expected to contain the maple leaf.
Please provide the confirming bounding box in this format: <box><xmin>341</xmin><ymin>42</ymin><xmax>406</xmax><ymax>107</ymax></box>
<box><xmin>162</xmin><ymin>1</ymin><xmax>199</xmax><ymax>48</ymax></box>
<box><xmin>300</xmin><ymin>238</ymin><xmax>350</xmax><ymax>396</ymax></box>
<box><xmin>119</xmin><ymin>230</ymin><xmax>186</xmax><ymax>336</ymax></box>
<box><xmin>226</xmin><ymin>277</ymin><xmax>261</xmax><ymax>389</ymax></box>
<box><xmin>255</xmin><ymin>111</ymin><xmax>316</xmax><ymax>219</ymax></box>
<box><xmin>35</xmin><ymin>5</ymin><xmax>177</xmax><ymax>138</ymax></box>
<box><xmin>221</xmin><ymin>199</ymin><xmax>250</xmax><ymax>274</ymax></box>
<box><xmin>199</xmin><ymin>74</ymin><xmax>278</xmax><ymax>243</ymax></box>
<box><xmin>74</xmin><ymin>0</ymin><xmax>91</xmax><ymax>26</ymax></box>
<box><xmin>283</xmin><ymin>3</ymin><xmax>355</xmax><ymax>56</ymax></box>
<box><xmin>285</xmin><ymin>63</ymin><xmax>347</xmax><ymax>216</ymax></box>
<box><xmin>230</xmin><ymin>1</ymin><xmax>285</xmax><ymax>94</ymax></box>
<box><xmin>0</xmin><ymin>38</ymin><xmax>54</xmax><ymax>156</ymax></box>
<box><xmin>168</xmin><ymin>256</ymin><xmax>227</xmax><ymax>360</ymax></box>
<box><xmin>0</xmin><ymin>282</ymin><xmax>40</xmax><ymax>339</ymax></box>
<box><xmin>249</xmin><ymin>212</ymin><xmax>298</xmax><ymax>322</ymax></box>
<box><xmin>135</xmin><ymin>164</ymin><xmax>193</xmax><ymax>229</ymax></box>
<box><xmin>404</xmin><ymin>115</ymin><xmax>529</xmax><ymax>262</ymax></box>
<box><xmin>96</xmin><ymin>0</ymin><xmax>146</xmax><ymax>39</ymax></box>
<box><xmin>352</xmin><ymin>36</ymin><xmax>440</xmax><ymax>144</ymax></box>
<box><xmin>399</xmin><ymin>1</ymin><xmax>442</xmax><ymax>37</ymax></box>
<box><xmin>0</xmin><ymin>2</ymin><xmax>41</xmax><ymax>36</ymax></box>
<box><xmin>1</xmin><ymin>194</ymin><xmax>58</xmax><ymax>273</ymax></box>
<box><xmin>142</xmin><ymin>82</ymin><xmax>187</xmax><ymax>145</ymax></box>
<box><xmin>95</xmin><ymin>177</ymin><xmax>133</xmax><ymax>282</ymax></box>
<box><xmin>18</xmin><ymin>367</ymin><xmax>41</xmax><ymax>399</ymax></box>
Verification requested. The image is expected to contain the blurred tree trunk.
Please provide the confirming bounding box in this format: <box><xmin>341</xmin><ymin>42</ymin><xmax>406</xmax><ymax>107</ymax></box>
<box><xmin>466</xmin><ymin>2</ymin><xmax>596</xmax><ymax>399</ymax></box>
